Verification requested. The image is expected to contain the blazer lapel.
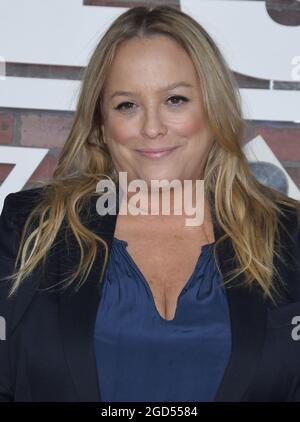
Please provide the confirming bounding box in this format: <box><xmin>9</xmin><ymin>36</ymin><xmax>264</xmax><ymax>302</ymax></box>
<box><xmin>58</xmin><ymin>183</ymin><xmax>267</xmax><ymax>402</ymax></box>
<box><xmin>58</xmin><ymin>188</ymin><xmax>120</xmax><ymax>401</ymax></box>
<box><xmin>212</xmin><ymin>217</ymin><xmax>267</xmax><ymax>402</ymax></box>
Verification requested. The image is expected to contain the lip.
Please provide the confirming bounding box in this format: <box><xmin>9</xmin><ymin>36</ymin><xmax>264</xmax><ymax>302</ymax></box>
<box><xmin>135</xmin><ymin>146</ymin><xmax>179</xmax><ymax>159</ymax></box>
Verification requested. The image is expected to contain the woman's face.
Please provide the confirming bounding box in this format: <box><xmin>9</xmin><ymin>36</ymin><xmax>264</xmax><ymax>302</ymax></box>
<box><xmin>101</xmin><ymin>35</ymin><xmax>214</xmax><ymax>187</ymax></box>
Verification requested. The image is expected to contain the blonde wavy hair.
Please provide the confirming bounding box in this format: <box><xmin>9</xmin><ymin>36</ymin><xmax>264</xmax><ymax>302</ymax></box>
<box><xmin>5</xmin><ymin>5</ymin><xmax>300</xmax><ymax>303</ymax></box>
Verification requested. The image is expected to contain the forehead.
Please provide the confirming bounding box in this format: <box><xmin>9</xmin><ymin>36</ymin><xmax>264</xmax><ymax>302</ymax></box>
<box><xmin>105</xmin><ymin>36</ymin><xmax>198</xmax><ymax>91</ymax></box>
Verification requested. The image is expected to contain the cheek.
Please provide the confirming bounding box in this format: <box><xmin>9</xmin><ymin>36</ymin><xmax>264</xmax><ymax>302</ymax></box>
<box><xmin>174</xmin><ymin>112</ymin><xmax>213</xmax><ymax>160</ymax></box>
<box><xmin>106</xmin><ymin>118</ymin><xmax>137</xmax><ymax>146</ymax></box>
<box><xmin>175</xmin><ymin>121</ymin><xmax>199</xmax><ymax>139</ymax></box>
<box><xmin>173</xmin><ymin>110</ymin><xmax>208</xmax><ymax>138</ymax></box>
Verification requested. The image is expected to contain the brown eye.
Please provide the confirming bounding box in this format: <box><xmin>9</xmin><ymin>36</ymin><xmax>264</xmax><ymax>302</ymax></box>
<box><xmin>114</xmin><ymin>102</ymin><xmax>136</xmax><ymax>111</ymax></box>
<box><xmin>167</xmin><ymin>95</ymin><xmax>189</xmax><ymax>106</ymax></box>
<box><xmin>114</xmin><ymin>95</ymin><xmax>188</xmax><ymax>113</ymax></box>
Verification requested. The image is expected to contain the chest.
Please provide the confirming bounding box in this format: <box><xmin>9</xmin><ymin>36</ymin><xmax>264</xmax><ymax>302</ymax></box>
<box><xmin>114</xmin><ymin>216</ymin><xmax>215</xmax><ymax>321</ymax></box>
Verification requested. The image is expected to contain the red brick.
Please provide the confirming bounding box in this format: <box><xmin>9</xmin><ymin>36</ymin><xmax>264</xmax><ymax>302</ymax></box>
<box><xmin>0</xmin><ymin>113</ymin><xmax>15</xmax><ymax>144</ymax></box>
<box><xmin>21</xmin><ymin>113</ymin><xmax>74</xmax><ymax>149</ymax></box>
<box><xmin>0</xmin><ymin>163</ymin><xmax>15</xmax><ymax>182</ymax></box>
<box><xmin>252</xmin><ymin>126</ymin><xmax>300</xmax><ymax>161</ymax></box>
<box><xmin>29</xmin><ymin>155</ymin><xmax>58</xmax><ymax>182</ymax></box>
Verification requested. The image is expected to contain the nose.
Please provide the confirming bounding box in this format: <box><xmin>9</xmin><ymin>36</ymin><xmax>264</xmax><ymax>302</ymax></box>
<box><xmin>141</xmin><ymin>107</ymin><xmax>168</xmax><ymax>139</ymax></box>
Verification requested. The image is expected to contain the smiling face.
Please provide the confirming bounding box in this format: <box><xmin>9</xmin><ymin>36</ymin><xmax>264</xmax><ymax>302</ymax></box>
<box><xmin>101</xmin><ymin>35</ymin><xmax>214</xmax><ymax>189</ymax></box>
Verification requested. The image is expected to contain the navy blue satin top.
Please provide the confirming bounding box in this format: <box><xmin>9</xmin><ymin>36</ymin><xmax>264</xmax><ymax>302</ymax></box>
<box><xmin>94</xmin><ymin>236</ymin><xmax>231</xmax><ymax>402</ymax></box>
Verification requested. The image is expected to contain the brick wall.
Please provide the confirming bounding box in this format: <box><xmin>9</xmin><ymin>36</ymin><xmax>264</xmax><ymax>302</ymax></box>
<box><xmin>0</xmin><ymin>0</ymin><xmax>299</xmax><ymax>190</ymax></box>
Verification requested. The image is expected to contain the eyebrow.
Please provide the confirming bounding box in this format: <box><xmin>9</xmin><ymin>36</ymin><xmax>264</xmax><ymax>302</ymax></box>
<box><xmin>110</xmin><ymin>81</ymin><xmax>194</xmax><ymax>99</ymax></box>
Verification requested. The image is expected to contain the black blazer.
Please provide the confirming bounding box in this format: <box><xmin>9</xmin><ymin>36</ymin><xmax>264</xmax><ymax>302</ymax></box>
<box><xmin>0</xmin><ymin>186</ymin><xmax>300</xmax><ymax>402</ymax></box>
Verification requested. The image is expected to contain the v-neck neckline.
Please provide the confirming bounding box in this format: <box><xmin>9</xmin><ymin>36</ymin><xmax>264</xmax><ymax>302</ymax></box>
<box><xmin>113</xmin><ymin>236</ymin><xmax>216</xmax><ymax>323</ymax></box>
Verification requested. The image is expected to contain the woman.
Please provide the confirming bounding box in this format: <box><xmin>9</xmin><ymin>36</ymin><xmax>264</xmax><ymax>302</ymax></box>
<box><xmin>1</xmin><ymin>5</ymin><xmax>300</xmax><ymax>402</ymax></box>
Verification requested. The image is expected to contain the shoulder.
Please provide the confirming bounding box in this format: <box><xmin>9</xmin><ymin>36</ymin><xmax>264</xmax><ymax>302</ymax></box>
<box><xmin>276</xmin><ymin>201</ymin><xmax>300</xmax><ymax>249</ymax></box>
<box><xmin>1</xmin><ymin>186</ymin><xmax>46</xmax><ymax>225</ymax></box>
<box><xmin>273</xmin><ymin>200</ymin><xmax>300</xmax><ymax>301</ymax></box>
<box><xmin>0</xmin><ymin>188</ymin><xmax>47</xmax><ymax>332</ymax></box>
<box><xmin>0</xmin><ymin>187</ymin><xmax>45</xmax><ymax>256</ymax></box>
<box><xmin>0</xmin><ymin>186</ymin><xmax>46</xmax><ymax>270</ymax></box>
